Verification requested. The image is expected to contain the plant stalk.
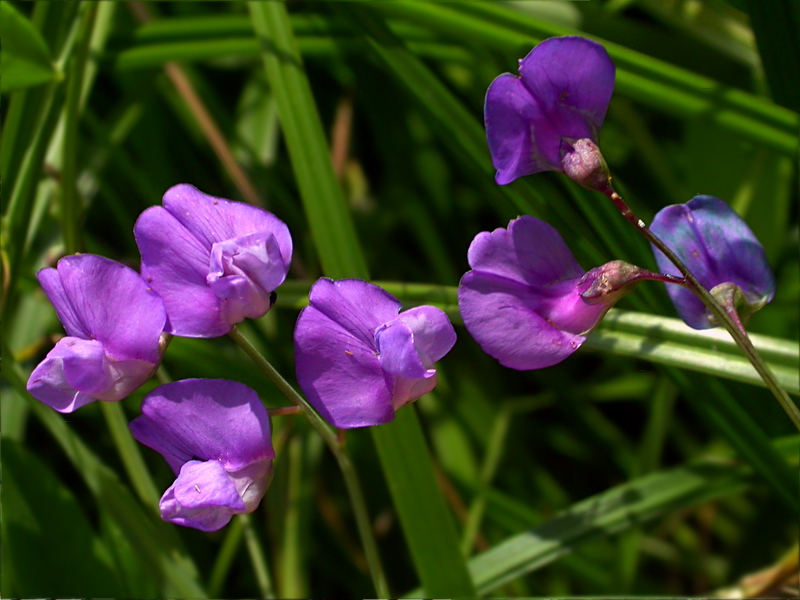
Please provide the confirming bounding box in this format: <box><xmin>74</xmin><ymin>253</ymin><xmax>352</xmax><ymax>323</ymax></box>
<box><xmin>229</xmin><ymin>326</ymin><xmax>390</xmax><ymax>598</ymax></box>
<box><xmin>606</xmin><ymin>191</ymin><xmax>800</xmax><ymax>431</ymax></box>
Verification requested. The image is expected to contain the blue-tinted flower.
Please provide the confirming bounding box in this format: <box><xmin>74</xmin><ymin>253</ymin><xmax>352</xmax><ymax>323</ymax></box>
<box><xmin>27</xmin><ymin>254</ymin><xmax>167</xmax><ymax>413</ymax></box>
<box><xmin>485</xmin><ymin>36</ymin><xmax>615</xmax><ymax>189</ymax></box>
<box><xmin>130</xmin><ymin>379</ymin><xmax>274</xmax><ymax>532</ymax></box>
<box><xmin>294</xmin><ymin>278</ymin><xmax>457</xmax><ymax>429</ymax></box>
<box><xmin>134</xmin><ymin>184</ymin><xmax>292</xmax><ymax>338</ymax></box>
<box><xmin>650</xmin><ymin>195</ymin><xmax>775</xmax><ymax>329</ymax></box>
<box><xmin>459</xmin><ymin>216</ymin><xmax>645</xmax><ymax>370</ymax></box>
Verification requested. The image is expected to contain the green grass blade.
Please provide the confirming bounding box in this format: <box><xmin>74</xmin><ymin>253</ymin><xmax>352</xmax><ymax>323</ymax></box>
<box><xmin>277</xmin><ymin>281</ymin><xmax>798</xmax><ymax>395</ymax></box>
<box><xmin>365</xmin><ymin>0</ymin><xmax>800</xmax><ymax>155</ymax></box>
<box><xmin>0</xmin><ymin>1</ymin><xmax>59</xmax><ymax>93</ymax></box>
<box><xmin>745</xmin><ymin>0</ymin><xmax>800</xmax><ymax>112</ymax></box>
<box><xmin>666</xmin><ymin>368</ymin><xmax>800</xmax><ymax>514</ymax></box>
<box><xmin>247</xmin><ymin>1</ymin><xmax>367</xmax><ymax>278</ymax></box>
<box><xmin>408</xmin><ymin>435</ymin><xmax>798</xmax><ymax>596</ymax></box>
<box><xmin>247</xmin><ymin>4</ymin><xmax>475</xmax><ymax>595</ymax></box>
<box><xmin>2</xmin><ymin>357</ymin><xmax>206</xmax><ymax>598</ymax></box>
<box><xmin>584</xmin><ymin>309</ymin><xmax>800</xmax><ymax>395</ymax></box>
<box><xmin>372</xmin><ymin>407</ymin><xmax>476</xmax><ymax>596</ymax></box>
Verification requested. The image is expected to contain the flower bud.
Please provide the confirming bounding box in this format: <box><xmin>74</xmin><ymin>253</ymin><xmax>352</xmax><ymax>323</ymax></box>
<box><xmin>578</xmin><ymin>260</ymin><xmax>650</xmax><ymax>307</ymax></box>
<box><xmin>559</xmin><ymin>138</ymin><xmax>613</xmax><ymax>194</ymax></box>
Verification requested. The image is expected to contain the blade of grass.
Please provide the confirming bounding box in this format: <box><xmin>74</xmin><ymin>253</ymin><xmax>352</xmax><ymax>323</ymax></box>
<box><xmin>331</xmin><ymin>3</ymin><xmax>653</xmax><ymax>276</ymax></box>
<box><xmin>745</xmin><ymin>0</ymin><xmax>800</xmax><ymax>112</ymax></box>
<box><xmin>365</xmin><ymin>0</ymin><xmax>800</xmax><ymax>155</ymax></box>
<box><xmin>247</xmin><ymin>4</ymin><xmax>475</xmax><ymax>595</ymax></box>
<box><xmin>1</xmin><ymin>354</ymin><xmax>206</xmax><ymax>598</ymax></box>
<box><xmin>666</xmin><ymin>368</ymin><xmax>799</xmax><ymax>515</ymax></box>
<box><xmin>247</xmin><ymin>1</ymin><xmax>367</xmax><ymax>278</ymax></box>
<box><xmin>408</xmin><ymin>435</ymin><xmax>799</xmax><ymax>596</ymax></box>
<box><xmin>275</xmin><ymin>280</ymin><xmax>799</xmax><ymax>395</ymax></box>
<box><xmin>60</xmin><ymin>1</ymin><xmax>98</xmax><ymax>254</ymax></box>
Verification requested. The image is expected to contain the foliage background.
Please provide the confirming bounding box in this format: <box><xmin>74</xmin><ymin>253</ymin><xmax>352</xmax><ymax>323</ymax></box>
<box><xmin>2</xmin><ymin>0</ymin><xmax>798</xmax><ymax>597</ymax></box>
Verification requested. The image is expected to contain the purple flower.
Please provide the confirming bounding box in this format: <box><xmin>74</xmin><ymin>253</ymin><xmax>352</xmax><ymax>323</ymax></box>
<box><xmin>130</xmin><ymin>379</ymin><xmax>274</xmax><ymax>532</ymax></box>
<box><xmin>134</xmin><ymin>184</ymin><xmax>292</xmax><ymax>338</ymax></box>
<box><xmin>26</xmin><ymin>254</ymin><xmax>167</xmax><ymax>413</ymax></box>
<box><xmin>294</xmin><ymin>278</ymin><xmax>457</xmax><ymax>429</ymax></box>
<box><xmin>650</xmin><ymin>195</ymin><xmax>775</xmax><ymax>329</ymax></box>
<box><xmin>458</xmin><ymin>216</ymin><xmax>642</xmax><ymax>370</ymax></box>
<box><xmin>485</xmin><ymin>36</ymin><xmax>615</xmax><ymax>188</ymax></box>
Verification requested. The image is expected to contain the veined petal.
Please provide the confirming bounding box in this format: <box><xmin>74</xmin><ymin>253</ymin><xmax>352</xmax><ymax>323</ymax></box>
<box><xmin>650</xmin><ymin>195</ymin><xmax>775</xmax><ymax>329</ymax></box>
<box><xmin>389</xmin><ymin>305</ymin><xmax>456</xmax><ymax>365</ymax></box>
<box><xmin>306</xmin><ymin>278</ymin><xmax>401</xmax><ymax>347</ymax></box>
<box><xmin>162</xmin><ymin>184</ymin><xmax>292</xmax><ymax>268</ymax></box>
<box><xmin>135</xmin><ymin>206</ymin><xmax>229</xmax><ymax>338</ymax></box>
<box><xmin>207</xmin><ymin>230</ymin><xmax>285</xmax><ymax>324</ymax></box>
<box><xmin>38</xmin><ymin>254</ymin><xmax>166</xmax><ymax>362</ymax></box>
<box><xmin>130</xmin><ymin>379</ymin><xmax>273</xmax><ymax>474</ymax></box>
<box><xmin>519</xmin><ymin>36</ymin><xmax>614</xmax><ymax>141</ymax></box>
<box><xmin>467</xmin><ymin>216</ymin><xmax>585</xmax><ymax>288</ymax></box>
<box><xmin>26</xmin><ymin>338</ymin><xmax>99</xmax><ymax>413</ymax></box>
<box><xmin>375</xmin><ymin>320</ymin><xmax>431</xmax><ymax>379</ymax></box>
<box><xmin>294</xmin><ymin>304</ymin><xmax>394</xmax><ymax>429</ymax></box>
<box><xmin>391</xmin><ymin>373</ymin><xmax>439</xmax><ymax>411</ymax></box>
<box><xmin>160</xmin><ymin>460</ymin><xmax>245</xmax><ymax>532</ymax></box>
<box><xmin>459</xmin><ymin>271</ymin><xmax>585</xmax><ymax>370</ymax></box>
<box><xmin>485</xmin><ymin>73</ymin><xmax>556</xmax><ymax>184</ymax></box>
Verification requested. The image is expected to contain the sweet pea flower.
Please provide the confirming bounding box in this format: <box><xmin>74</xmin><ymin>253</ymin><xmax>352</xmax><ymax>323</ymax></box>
<box><xmin>485</xmin><ymin>36</ymin><xmax>615</xmax><ymax>190</ymax></box>
<box><xmin>134</xmin><ymin>184</ymin><xmax>292</xmax><ymax>338</ymax></box>
<box><xmin>130</xmin><ymin>379</ymin><xmax>274</xmax><ymax>532</ymax></box>
<box><xmin>650</xmin><ymin>195</ymin><xmax>775</xmax><ymax>330</ymax></box>
<box><xmin>27</xmin><ymin>254</ymin><xmax>167</xmax><ymax>413</ymax></box>
<box><xmin>294</xmin><ymin>278</ymin><xmax>457</xmax><ymax>429</ymax></box>
<box><xmin>459</xmin><ymin>216</ymin><xmax>649</xmax><ymax>370</ymax></box>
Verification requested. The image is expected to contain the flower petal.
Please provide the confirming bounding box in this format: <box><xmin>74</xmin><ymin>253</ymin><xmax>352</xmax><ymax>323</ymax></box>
<box><xmin>294</xmin><ymin>304</ymin><xmax>394</xmax><ymax>429</ymax></box>
<box><xmin>650</xmin><ymin>195</ymin><xmax>775</xmax><ymax>329</ymax></box>
<box><xmin>306</xmin><ymin>278</ymin><xmax>401</xmax><ymax>347</ymax></box>
<box><xmin>160</xmin><ymin>460</ymin><xmax>245</xmax><ymax>532</ymax></box>
<box><xmin>26</xmin><ymin>338</ymin><xmax>98</xmax><ymax>413</ymax></box>
<box><xmin>130</xmin><ymin>379</ymin><xmax>273</xmax><ymax>474</ymax></box>
<box><xmin>38</xmin><ymin>254</ymin><xmax>166</xmax><ymax>362</ymax></box>
<box><xmin>58</xmin><ymin>338</ymin><xmax>115</xmax><ymax>394</ymax></box>
<box><xmin>485</xmin><ymin>73</ymin><xmax>555</xmax><ymax>184</ymax></box>
<box><xmin>135</xmin><ymin>206</ymin><xmax>229</xmax><ymax>337</ymax></box>
<box><xmin>375</xmin><ymin>320</ymin><xmax>431</xmax><ymax>379</ymax></box>
<box><xmin>391</xmin><ymin>374</ymin><xmax>439</xmax><ymax>410</ymax></box>
<box><xmin>207</xmin><ymin>230</ymin><xmax>285</xmax><ymax>324</ymax></box>
<box><xmin>518</xmin><ymin>36</ymin><xmax>615</xmax><ymax>142</ymax></box>
<box><xmin>390</xmin><ymin>305</ymin><xmax>456</xmax><ymax>365</ymax></box>
<box><xmin>467</xmin><ymin>216</ymin><xmax>585</xmax><ymax>288</ymax></box>
<box><xmin>458</xmin><ymin>271</ymin><xmax>585</xmax><ymax>370</ymax></box>
<box><xmin>162</xmin><ymin>184</ymin><xmax>292</xmax><ymax>268</ymax></box>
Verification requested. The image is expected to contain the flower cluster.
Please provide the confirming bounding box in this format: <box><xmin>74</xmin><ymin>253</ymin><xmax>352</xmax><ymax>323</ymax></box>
<box><xmin>29</xmin><ymin>185</ymin><xmax>457</xmax><ymax>531</ymax></box>
<box><xmin>466</xmin><ymin>35</ymin><xmax>775</xmax><ymax>369</ymax></box>
<box><xmin>27</xmin><ymin>35</ymin><xmax>776</xmax><ymax>536</ymax></box>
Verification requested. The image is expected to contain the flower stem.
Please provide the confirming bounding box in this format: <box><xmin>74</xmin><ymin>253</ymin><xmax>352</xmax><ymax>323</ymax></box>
<box><xmin>606</xmin><ymin>191</ymin><xmax>800</xmax><ymax>431</ymax></box>
<box><xmin>229</xmin><ymin>326</ymin><xmax>390</xmax><ymax>598</ymax></box>
<box><xmin>239</xmin><ymin>513</ymin><xmax>275</xmax><ymax>599</ymax></box>
<box><xmin>99</xmin><ymin>401</ymin><xmax>161</xmax><ymax>508</ymax></box>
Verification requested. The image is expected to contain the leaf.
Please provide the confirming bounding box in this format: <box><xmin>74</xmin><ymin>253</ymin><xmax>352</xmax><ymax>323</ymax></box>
<box><xmin>1</xmin><ymin>439</ymin><xmax>123</xmax><ymax>597</ymax></box>
<box><xmin>407</xmin><ymin>436</ymin><xmax>798</xmax><ymax>596</ymax></box>
<box><xmin>0</xmin><ymin>2</ymin><xmax>58</xmax><ymax>92</ymax></box>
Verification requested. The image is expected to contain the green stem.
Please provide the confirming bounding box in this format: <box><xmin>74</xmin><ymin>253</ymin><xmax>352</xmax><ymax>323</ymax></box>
<box><xmin>607</xmin><ymin>191</ymin><xmax>800</xmax><ymax>431</ymax></box>
<box><xmin>229</xmin><ymin>326</ymin><xmax>391</xmax><ymax>598</ymax></box>
<box><xmin>99</xmin><ymin>401</ymin><xmax>161</xmax><ymax>508</ymax></box>
<box><xmin>60</xmin><ymin>1</ymin><xmax>98</xmax><ymax>254</ymax></box>
<box><xmin>239</xmin><ymin>512</ymin><xmax>275</xmax><ymax>599</ymax></box>
<box><xmin>461</xmin><ymin>408</ymin><xmax>510</xmax><ymax>555</ymax></box>
<box><xmin>207</xmin><ymin>516</ymin><xmax>245</xmax><ymax>597</ymax></box>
